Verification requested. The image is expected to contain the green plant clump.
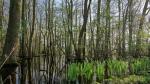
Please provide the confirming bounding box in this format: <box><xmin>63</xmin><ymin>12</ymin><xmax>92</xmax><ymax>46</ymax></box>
<box><xmin>67</xmin><ymin>58</ymin><xmax>150</xmax><ymax>82</ymax></box>
<box><xmin>67</xmin><ymin>63</ymin><xmax>80</xmax><ymax>81</ymax></box>
<box><xmin>131</xmin><ymin>58</ymin><xmax>150</xmax><ymax>74</ymax></box>
<box><xmin>108</xmin><ymin>60</ymin><xmax>128</xmax><ymax>76</ymax></box>
<box><xmin>96</xmin><ymin>62</ymin><xmax>104</xmax><ymax>80</ymax></box>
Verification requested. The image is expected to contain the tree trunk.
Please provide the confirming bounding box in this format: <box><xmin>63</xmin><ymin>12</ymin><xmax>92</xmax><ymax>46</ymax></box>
<box><xmin>0</xmin><ymin>0</ymin><xmax>21</xmax><ymax>84</ymax></box>
<box><xmin>77</xmin><ymin>0</ymin><xmax>92</xmax><ymax>61</ymax></box>
<box><xmin>104</xmin><ymin>0</ymin><xmax>111</xmax><ymax>80</ymax></box>
<box><xmin>135</xmin><ymin>0</ymin><xmax>149</xmax><ymax>58</ymax></box>
<box><xmin>95</xmin><ymin>0</ymin><xmax>101</xmax><ymax>59</ymax></box>
<box><xmin>117</xmin><ymin>0</ymin><xmax>121</xmax><ymax>58</ymax></box>
<box><xmin>0</xmin><ymin>0</ymin><xmax>3</xmax><ymax>58</ymax></box>
<box><xmin>128</xmin><ymin>0</ymin><xmax>133</xmax><ymax>57</ymax></box>
<box><xmin>0</xmin><ymin>0</ymin><xmax>3</xmax><ymax>46</ymax></box>
<box><xmin>28</xmin><ymin>0</ymin><xmax>36</xmax><ymax>84</ymax></box>
<box><xmin>20</xmin><ymin>0</ymin><xmax>28</xmax><ymax>83</ymax></box>
<box><xmin>121</xmin><ymin>4</ymin><xmax>128</xmax><ymax>58</ymax></box>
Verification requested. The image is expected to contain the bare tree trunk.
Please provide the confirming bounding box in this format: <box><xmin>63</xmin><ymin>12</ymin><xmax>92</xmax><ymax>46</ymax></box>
<box><xmin>20</xmin><ymin>0</ymin><xmax>28</xmax><ymax>83</ymax></box>
<box><xmin>77</xmin><ymin>0</ymin><xmax>92</xmax><ymax>61</ymax></box>
<box><xmin>128</xmin><ymin>0</ymin><xmax>134</xmax><ymax>75</ymax></box>
<box><xmin>136</xmin><ymin>0</ymin><xmax>149</xmax><ymax>58</ymax></box>
<box><xmin>104</xmin><ymin>0</ymin><xmax>111</xmax><ymax>81</ymax></box>
<box><xmin>0</xmin><ymin>0</ymin><xmax>21</xmax><ymax>84</ymax></box>
<box><xmin>128</xmin><ymin>0</ymin><xmax>133</xmax><ymax>57</ymax></box>
<box><xmin>28</xmin><ymin>0</ymin><xmax>36</xmax><ymax>84</ymax></box>
<box><xmin>121</xmin><ymin>3</ymin><xmax>128</xmax><ymax>58</ymax></box>
<box><xmin>95</xmin><ymin>0</ymin><xmax>101</xmax><ymax>59</ymax></box>
<box><xmin>0</xmin><ymin>0</ymin><xmax>3</xmax><ymax>49</ymax></box>
<box><xmin>117</xmin><ymin>0</ymin><xmax>121</xmax><ymax>58</ymax></box>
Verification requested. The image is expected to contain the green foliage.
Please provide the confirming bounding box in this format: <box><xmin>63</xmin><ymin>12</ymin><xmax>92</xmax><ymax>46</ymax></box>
<box><xmin>67</xmin><ymin>58</ymin><xmax>150</xmax><ymax>83</ymax></box>
<box><xmin>67</xmin><ymin>63</ymin><xmax>80</xmax><ymax>81</ymax></box>
<box><xmin>67</xmin><ymin>62</ymin><xmax>94</xmax><ymax>80</ymax></box>
<box><xmin>81</xmin><ymin>62</ymin><xmax>94</xmax><ymax>80</ymax></box>
<box><xmin>131</xmin><ymin>58</ymin><xmax>150</xmax><ymax>74</ymax></box>
<box><xmin>144</xmin><ymin>75</ymin><xmax>150</xmax><ymax>83</ymax></box>
<box><xmin>108</xmin><ymin>60</ymin><xmax>128</xmax><ymax>76</ymax></box>
<box><xmin>96</xmin><ymin>62</ymin><xmax>104</xmax><ymax>80</ymax></box>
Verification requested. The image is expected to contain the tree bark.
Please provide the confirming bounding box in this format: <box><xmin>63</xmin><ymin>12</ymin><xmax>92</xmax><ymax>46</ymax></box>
<box><xmin>0</xmin><ymin>0</ymin><xmax>22</xmax><ymax>84</ymax></box>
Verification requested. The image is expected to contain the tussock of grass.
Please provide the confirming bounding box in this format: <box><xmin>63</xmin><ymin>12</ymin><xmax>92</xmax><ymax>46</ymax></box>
<box><xmin>67</xmin><ymin>58</ymin><xmax>150</xmax><ymax>83</ymax></box>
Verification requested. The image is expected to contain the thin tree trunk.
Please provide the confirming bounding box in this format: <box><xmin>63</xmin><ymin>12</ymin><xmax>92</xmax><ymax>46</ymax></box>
<box><xmin>128</xmin><ymin>0</ymin><xmax>133</xmax><ymax>57</ymax></box>
<box><xmin>20</xmin><ymin>0</ymin><xmax>28</xmax><ymax>83</ymax></box>
<box><xmin>28</xmin><ymin>0</ymin><xmax>36</xmax><ymax>84</ymax></box>
<box><xmin>77</xmin><ymin>0</ymin><xmax>92</xmax><ymax>61</ymax></box>
<box><xmin>104</xmin><ymin>0</ymin><xmax>111</xmax><ymax>81</ymax></box>
<box><xmin>95</xmin><ymin>0</ymin><xmax>101</xmax><ymax>59</ymax></box>
<box><xmin>0</xmin><ymin>0</ymin><xmax>3</xmax><ymax>50</ymax></box>
<box><xmin>121</xmin><ymin>4</ymin><xmax>128</xmax><ymax>58</ymax></box>
<box><xmin>117</xmin><ymin>0</ymin><xmax>121</xmax><ymax>58</ymax></box>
